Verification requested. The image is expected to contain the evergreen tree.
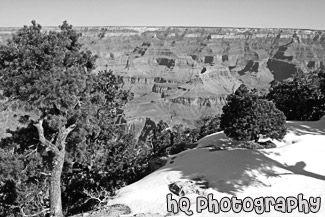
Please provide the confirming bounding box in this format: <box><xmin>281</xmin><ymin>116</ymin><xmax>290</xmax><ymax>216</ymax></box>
<box><xmin>267</xmin><ymin>72</ymin><xmax>325</xmax><ymax>121</ymax></box>
<box><xmin>220</xmin><ymin>84</ymin><xmax>286</xmax><ymax>142</ymax></box>
<box><xmin>0</xmin><ymin>21</ymin><xmax>131</xmax><ymax>216</ymax></box>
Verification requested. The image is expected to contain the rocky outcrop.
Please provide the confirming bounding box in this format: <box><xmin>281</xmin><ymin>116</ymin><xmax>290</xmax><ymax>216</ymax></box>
<box><xmin>120</xmin><ymin>76</ymin><xmax>155</xmax><ymax>96</ymax></box>
<box><xmin>152</xmin><ymin>83</ymin><xmax>174</xmax><ymax>97</ymax></box>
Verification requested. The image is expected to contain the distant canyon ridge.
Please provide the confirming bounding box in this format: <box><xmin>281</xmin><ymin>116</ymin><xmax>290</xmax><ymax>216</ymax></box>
<box><xmin>1</xmin><ymin>26</ymin><xmax>325</xmax><ymax>131</ymax></box>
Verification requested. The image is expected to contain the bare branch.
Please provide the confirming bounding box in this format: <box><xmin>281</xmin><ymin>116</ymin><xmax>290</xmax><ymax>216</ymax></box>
<box><xmin>33</xmin><ymin>119</ymin><xmax>60</xmax><ymax>155</ymax></box>
<box><xmin>83</xmin><ymin>190</ymin><xmax>102</xmax><ymax>204</ymax></box>
<box><xmin>66</xmin><ymin>124</ymin><xmax>76</xmax><ymax>134</ymax></box>
<box><xmin>40</xmin><ymin>172</ymin><xmax>51</xmax><ymax>176</ymax></box>
<box><xmin>83</xmin><ymin>188</ymin><xmax>112</xmax><ymax>204</ymax></box>
<box><xmin>24</xmin><ymin>147</ymin><xmax>38</xmax><ymax>158</ymax></box>
<box><xmin>53</xmin><ymin>123</ymin><xmax>76</xmax><ymax>151</ymax></box>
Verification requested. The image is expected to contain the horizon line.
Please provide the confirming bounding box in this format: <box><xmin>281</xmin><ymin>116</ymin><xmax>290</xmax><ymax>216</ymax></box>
<box><xmin>0</xmin><ymin>24</ymin><xmax>324</xmax><ymax>32</ymax></box>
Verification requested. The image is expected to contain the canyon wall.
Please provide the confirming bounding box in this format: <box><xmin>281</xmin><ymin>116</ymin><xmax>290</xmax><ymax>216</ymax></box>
<box><xmin>1</xmin><ymin>26</ymin><xmax>325</xmax><ymax>127</ymax></box>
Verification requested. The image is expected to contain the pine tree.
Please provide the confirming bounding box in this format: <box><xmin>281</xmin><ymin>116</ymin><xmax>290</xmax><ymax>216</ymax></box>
<box><xmin>220</xmin><ymin>84</ymin><xmax>286</xmax><ymax>142</ymax></box>
<box><xmin>267</xmin><ymin>72</ymin><xmax>325</xmax><ymax>121</ymax></box>
<box><xmin>0</xmin><ymin>21</ymin><xmax>131</xmax><ymax>216</ymax></box>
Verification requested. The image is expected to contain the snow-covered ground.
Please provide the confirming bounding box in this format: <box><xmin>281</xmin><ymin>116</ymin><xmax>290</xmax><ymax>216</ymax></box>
<box><xmin>108</xmin><ymin>118</ymin><xmax>325</xmax><ymax>216</ymax></box>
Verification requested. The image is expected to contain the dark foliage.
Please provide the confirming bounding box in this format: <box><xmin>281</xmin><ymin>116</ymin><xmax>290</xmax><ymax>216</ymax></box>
<box><xmin>0</xmin><ymin>123</ymin><xmax>49</xmax><ymax>217</ymax></box>
<box><xmin>237</xmin><ymin>141</ymin><xmax>264</xmax><ymax>150</ymax></box>
<box><xmin>62</xmin><ymin>134</ymin><xmax>152</xmax><ymax>216</ymax></box>
<box><xmin>267</xmin><ymin>72</ymin><xmax>325</xmax><ymax>121</ymax></box>
<box><xmin>237</xmin><ymin>140</ymin><xmax>276</xmax><ymax>150</ymax></box>
<box><xmin>220</xmin><ymin>84</ymin><xmax>287</xmax><ymax>142</ymax></box>
<box><xmin>148</xmin><ymin>118</ymin><xmax>218</xmax><ymax>157</ymax></box>
<box><xmin>195</xmin><ymin>115</ymin><xmax>221</xmax><ymax>139</ymax></box>
<box><xmin>145</xmin><ymin>115</ymin><xmax>222</xmax><ymax>158</ymax></box>
<box><xmin>319</xmin><ymin>70</ymin><xmax>325</xmax><ymax>96</ymax></box>
<box><xmin>0</xmin><ymin>21</ymin><xmax>137</xmax><ymax>216</ymax></box>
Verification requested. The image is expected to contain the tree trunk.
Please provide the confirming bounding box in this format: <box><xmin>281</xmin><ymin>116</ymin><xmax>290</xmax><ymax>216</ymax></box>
<box><xmin>34</xmin><ymin>119</ymin><xmax>75</xmax><ymax>217</ymax></box>
<box><xmin>49</xmin><ymin>149</ymin><xmax>65</xmax><ymax>217</ymax></box>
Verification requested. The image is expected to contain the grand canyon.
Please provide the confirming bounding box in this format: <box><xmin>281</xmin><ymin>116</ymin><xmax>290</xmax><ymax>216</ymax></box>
<box><xmin>1</xmin><ymin>26</ymin><xmax>324</xmax><ymax>129</ymax></box>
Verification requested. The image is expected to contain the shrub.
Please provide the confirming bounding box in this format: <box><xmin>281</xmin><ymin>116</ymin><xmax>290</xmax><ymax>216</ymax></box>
<box><xmin>220</xmin><ymin>84</ymin><xmax>287</xmax><ymax>142</ymax></box>
<box><xmin>196</xmin><ymin>115</ymin><xmax>221</xmax><ymax>139</ymax></box>
<box><xmin>267</xmin><ymin>72</ymin><xmax>325</xmax><ymax>121</ymax></box>
<box><xmin>259</xmin><ymin>140</ymin><xmax>277</xmax><ymax>149</ymax></box>
<box><xmin>148</xmin><ymin>116</ymin><xmax>221</xmax><ymax>157</ymax></box>
<box><xmin>237</xmin><ymin>141</ymin><xmax>264</xmax><ymax>149</ymax></box>
<box><xmin>0</xmin><ymin>123</ymin><xmax>50</xmax><ymax>217</ymax></box>
<box><xmin>61</xmin><ymin>134</ymin><xmax>152</xmax><ymax>216</ymax></box>
<box><xmin>319</xmin><ymin>70</ymin><xmax>325</xmax><ymax>96</ymax></box>
<box><xmin>237</xmin><ymin>140</ymin><xmax>276</xmax><ymax>150</ymax></box>
<box><xmin>169</xmin><ymin>142</ymin><xmax>186</xmax><ymax>155</ymax></box>
<box><xmin>148</xmin><ymin>122</ymin><xmax>201</xmax><ymax>157</ymax></box>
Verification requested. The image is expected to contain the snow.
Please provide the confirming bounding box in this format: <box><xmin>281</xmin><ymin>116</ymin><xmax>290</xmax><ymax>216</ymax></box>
<box><xmin>108</xmin><ymin>117</ymin><xmax>325</xmax><ymax>216</ymax></box>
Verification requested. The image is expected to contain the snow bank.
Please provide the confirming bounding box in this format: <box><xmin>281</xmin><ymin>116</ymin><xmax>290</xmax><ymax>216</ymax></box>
<box><xmin>108</xmin><ymin>118</ymin><xmax>325</xmax><ymax>216</ymax></box>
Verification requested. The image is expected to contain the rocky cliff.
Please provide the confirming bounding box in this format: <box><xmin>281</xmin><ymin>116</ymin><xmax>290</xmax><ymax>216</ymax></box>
<box><xmin>1</xmin><ymin>26</ymin><xmax>325</xmax><ymax>126</ymax></box>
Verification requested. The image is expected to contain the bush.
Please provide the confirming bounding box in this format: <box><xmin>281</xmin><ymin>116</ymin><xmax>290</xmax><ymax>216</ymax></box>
<box><xmin>196</xmin><ymin>115</ymin><xmax>221</xmax><ymax>139</ymax></box>
<box><xmin>319</xmin><ymin>70</ymin><xmax>325</xmax><ymax>96</ymax></box>
<box><xmin>0</xmin><ymin>120</ymin><xmax>151</xmax><ymax>216</ymax></box>
<box><xmin>147</xmin><ymin>116</ymin><xmax>221</xmax><ymax>157</ymax></box>
<box><xmin>61</xmin><ymin>134</ymin><xmax>152</xmax><ymax>216</ymax></box>
<box><xmin>237</xmin><ymin>141</ymin><xmax>264</xmax><ymax>149</ymax></box>
<box><xmin>169</xmin><ymin>142</ymin><xmax>187</xmax><ymax>155</ymax></box>
<box><xmin>148</xmin><ymin>122</ymin><xmax>201</xmax><ymax>157</ymax></box>
<box><xmin>0</xmin><ymin>123</ymin><xmax>50</xmax><ymax>217</ymax></box>
<box><xmin>220</xmin><ymin>84</ymin><xmax>287</xmax><ymax>142</ymax></box>
<box><xmin>267</xmin><ymin>72</ymin><xmax>325</xmax><ymax>121</ymax></box>
<box><xmin>259</xmin><ymin>140</ymin><xmax>277</xmax><ymax>149</ymax></box>
<box><xmin>237</xmin><ymin>140</ymin><xmax>276</xmax><ymax>150</ymax></box>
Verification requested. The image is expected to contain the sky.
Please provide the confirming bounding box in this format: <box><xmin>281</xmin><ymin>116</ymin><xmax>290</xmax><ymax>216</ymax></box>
<box><xmin>0</xmin><ymin>0</ymin><xmax>324</xmax><ymax>29</ymax></box>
